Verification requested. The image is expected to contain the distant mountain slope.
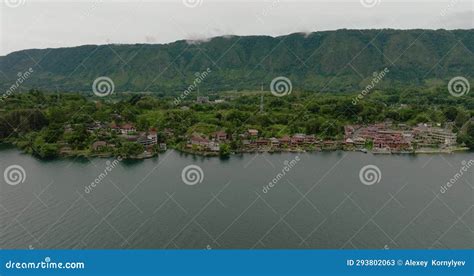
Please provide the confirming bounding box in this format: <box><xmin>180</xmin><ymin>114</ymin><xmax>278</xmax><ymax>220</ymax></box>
<box><xmin>0</xmin><ymin>29</ymin><xmax>473</xmax><ymax>93</ymax></box>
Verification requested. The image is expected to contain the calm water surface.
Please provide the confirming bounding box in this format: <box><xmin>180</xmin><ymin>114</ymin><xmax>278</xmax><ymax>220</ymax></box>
<box><xmin>1</xmin><ymin>148</ymin><xmax>472</xmax><ymax>249</ymax></box>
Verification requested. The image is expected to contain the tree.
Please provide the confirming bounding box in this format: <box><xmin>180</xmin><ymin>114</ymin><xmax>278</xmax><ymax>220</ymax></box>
<box><xmin>460</xmin><ymin>123</ymin><xmax>474</xmax><ymax>150</ymax></box>
<box><xmin>67</xmin><ymin>125</ymin><xmax>90</xmax><ymax>149</ymax></box>
<box><xmin>119</xmin><ymin>142</ymin><xmax>144</xmax><ymax>158</ymax></box>
<box><xmin>305</xmin><ymin>117</ymin><xmax>324</xmax><ymax>134</ymax></box>
<box><xmin>44</xmin><ymin>124</ymin><xmax>64</xmax><ymax>143</ymax></box>
<box><xmin>455</xmin><ymin>111</ymin><xmax>469</xmax><ymax>128</ymax></box>
<box><xmin>36</xmin><ymin>143</ymin><xmax>59</xmax><ymax>159</ymax></box>
<box><xmin>136</xmin><ymin>117</ymin><xmax>151</xmax><ymax>131</ymax></box>
<box><xmin>444</xmin><ymin>107</ymin><xmax>458</xmax><ymax>122</ymax></box>
<box><xmin>219</xmin><ymin>143</ymin><xmax>230</xmax><ymax>157</ymax></box>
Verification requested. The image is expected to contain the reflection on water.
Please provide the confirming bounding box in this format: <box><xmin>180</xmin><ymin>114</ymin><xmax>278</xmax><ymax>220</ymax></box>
<box><xmin>0</xmin><ymin>148</ymin><xmax>472</xmax><ymax>249</ymax></box>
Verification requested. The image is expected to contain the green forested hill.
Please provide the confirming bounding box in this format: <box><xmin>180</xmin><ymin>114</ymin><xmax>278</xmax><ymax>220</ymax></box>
<box><xmin>0</xmin><ymin>29</ymin><xmax>473</xmax><ymax>93</ymax></box>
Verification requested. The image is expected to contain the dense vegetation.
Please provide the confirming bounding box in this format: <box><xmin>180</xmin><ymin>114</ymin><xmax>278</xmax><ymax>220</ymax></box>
<box><xmin>0</xmin><ymin>29</ymin><xmax>473</xmax><ymax>93</ymax></box>
<box><xmin>0</xmin><ymin>86</ymin><xmax>472</xmax><ymax>159</ymax></box>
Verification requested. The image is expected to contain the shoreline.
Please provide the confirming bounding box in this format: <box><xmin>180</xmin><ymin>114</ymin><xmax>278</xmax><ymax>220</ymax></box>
<box><xmin>1</xmin><ymin>143</ymin><xmax>470</xmax><ymax>160</ymax></box>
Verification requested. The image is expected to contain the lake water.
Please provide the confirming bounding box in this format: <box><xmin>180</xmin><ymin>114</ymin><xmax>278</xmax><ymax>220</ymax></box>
<box><xmin>0</xmin><ymin>148</ymin><xmax>472</xmax><ymax>249</ymax></box>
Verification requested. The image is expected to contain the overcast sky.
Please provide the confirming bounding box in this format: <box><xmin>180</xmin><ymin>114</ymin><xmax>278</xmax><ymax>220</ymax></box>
<box><xmin>0</xmin><ymin>0</ymin><xmax>473</xmax><ymax>56</ymax></box>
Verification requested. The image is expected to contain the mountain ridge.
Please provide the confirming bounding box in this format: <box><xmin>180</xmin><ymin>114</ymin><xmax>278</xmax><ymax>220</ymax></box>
<box><xmin>1</xmin><ymin>29</ymin><xmax>473</xmax><ymax>93</ymax></box>
<box><xmin>2</xmin><ymin>28</ymin><xmax>472</xmax><ymax>56</ymax></box>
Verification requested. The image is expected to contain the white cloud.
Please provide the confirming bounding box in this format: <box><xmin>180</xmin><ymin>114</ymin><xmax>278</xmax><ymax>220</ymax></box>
<box><xmin>0</xmin><ymin>0</ymin><xmax>472</xmax><ymax>55</ymax></box>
